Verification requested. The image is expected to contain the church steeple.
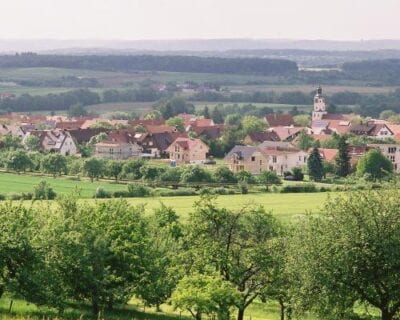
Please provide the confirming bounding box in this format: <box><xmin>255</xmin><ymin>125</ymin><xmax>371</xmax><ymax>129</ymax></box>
<box><xmin>312</xmin><ymin>85</ymin><xmax>327</xmax><ymax>121</ymax></box>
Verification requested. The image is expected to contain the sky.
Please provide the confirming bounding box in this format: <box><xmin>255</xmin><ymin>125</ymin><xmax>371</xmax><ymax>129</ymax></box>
<box><xmin>1</xmin><ymin>0</ymin><xmax>399</xmax><ymax>40</ymax></box>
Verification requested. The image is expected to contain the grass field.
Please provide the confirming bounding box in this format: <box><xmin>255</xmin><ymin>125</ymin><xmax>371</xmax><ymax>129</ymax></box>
<box><xmin>0</xmin><ymin>171</ymin><xmax>127</xmax><ymax>198</ymax></box>
<box><xmin>0</xmin><ymin>171</ymin><xmax>328</xmax><ymax>223</ymax></box>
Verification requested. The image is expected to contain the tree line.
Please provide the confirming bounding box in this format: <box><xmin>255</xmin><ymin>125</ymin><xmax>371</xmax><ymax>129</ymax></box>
<box><xmin>0</xmin><ymin>53</ymin><xmax>299</xmax><ymax>75</ymax></box>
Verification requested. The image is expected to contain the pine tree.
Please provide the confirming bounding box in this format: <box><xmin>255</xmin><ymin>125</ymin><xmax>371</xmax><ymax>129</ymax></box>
<box><xmin>307</xmin><ymin>147</ymin><xmax>324</xmax><ymax>182</ymax></box>
<box><xmin>335</xmin><ymin>135</ymin><xmax>351</xmax><ymax>177</ymax></box>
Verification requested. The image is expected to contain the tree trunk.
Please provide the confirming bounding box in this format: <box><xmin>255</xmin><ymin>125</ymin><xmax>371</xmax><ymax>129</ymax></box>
<box><xmin>156</xmin><ymin>304</ymin><xmax>161</xmax><ymax>312</ymax></box>
<box><xmin>92</xmin><ymin>296</ymin><xmax>99</xmax><ymax>316</ymax></box>
<box><xmin>8</xmin><ymin>299</ymin><xmax>13</xmax><ymax>314</ymax></box>
<box><xmin>278</xmin><ymin>298</ymin><xmax>285</xmax><ymax>320</ymax></box>
<box><xmin>237</xmin><ymin>307</ymin><xmax>245</xmax><ymax>320</ymax></box>
<box><xmin>381</xmin><ymin>308</ymin><xmax>392</xmax><ymax>320</ymax></box>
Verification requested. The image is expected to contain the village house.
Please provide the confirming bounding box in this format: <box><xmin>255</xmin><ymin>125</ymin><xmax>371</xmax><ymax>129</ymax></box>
<box><xmin>224</xmin><ymin>142</ymin><xmax>307</xmax><ymax>175</ymax></box>
<box><xmin>23</xmin><ymin>130</ymin><xmax>78</xmax><ymax>156</ymax></box>
<box><xmin>166</xmin><ymin>137</ymin><xmax>209</xmax><ymax>164</ymax></box>
<box><xmin>0</xmin><ymin>124</ymin><xmax>26</xmax><ymax>138</ymax></box>
<box><xmin>224</xmin><ymin>146</ymin><xmax>268</xmax><ymax>174</ymax></box>
<box><xmin>267</xmin><ymin>126</ymin><xmax>306</xmax><ymax>141</ymax></box>
<box><xmin>94</xmin><ymin>130</ymin><xmax>142</xmax><ymax>160</ymax></box>
<box><xmin>350</xmin><ymin>123</ymin><xmax>394</xmax><ymax>139</ymax></box>
<box><xmin>136</xmin><ymin>131</ymin><xmax>187</xmax><ymax>158</ymax></box>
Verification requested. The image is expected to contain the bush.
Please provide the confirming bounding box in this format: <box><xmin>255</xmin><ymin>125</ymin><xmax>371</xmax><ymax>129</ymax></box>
<box><xmin>127</xmin><ymin>184</ymin><xmax>150</xmax><ymax>197</ymax></box>
<box><xmin>238</xmin><ymin>181</ymin><xmax>249</xmax><ymax>194</ymax></box>
<box><xmin>280</xmin><ymin>183</ymin><xmax>318</xmax><ymax>193</ymax></box>
<box><xmin>112</xmin><ymin>190</ymin><xmax>131</xmax><ymax>198</ymax></box>
<box><xmin>155</xmin><ymin>188</ymin><xmax>197</xmax><ymax>197</ymax></box>
<box><xmin>33</xmin><ymin>181</ymin><xmax>57</xmax><ymax>200</ymax></box>
<box><xmin>94</xmin><ymin>187</ymin><xmax>111</xmax><ymax>199</ymax></box>
<box><xmin>8</xmin><ymin>192</ymin><xmax>34</xmax><ymax>200</ymax></box>
<box><xmin>0</xmin><ymin>194</ymin><xmax>5</xmax><ymax>201</ymax></box>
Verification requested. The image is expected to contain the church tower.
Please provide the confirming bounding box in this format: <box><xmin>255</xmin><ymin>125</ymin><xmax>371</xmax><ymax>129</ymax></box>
<box><xmin>312</xmin><ymin>86</ymin><xmax>328</xmax><ymax>121</ymax></box>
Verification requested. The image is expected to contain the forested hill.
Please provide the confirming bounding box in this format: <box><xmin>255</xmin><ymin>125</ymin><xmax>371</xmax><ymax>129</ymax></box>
<box><xmin>342</xmin><ymin>59</ymin><xmax>400</xmax><ymax>85</ymax></box>
<box><xmin>0</xmin><ymin>53</ymin><xmax>298</xmax><ymax>75</ymax></box>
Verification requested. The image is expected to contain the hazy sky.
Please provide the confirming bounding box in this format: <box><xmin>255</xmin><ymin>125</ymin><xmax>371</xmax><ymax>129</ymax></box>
<box><xmin>1</xmin><ymin>0</ymin><xmax>399</xmax><ymax>40</ymax></box>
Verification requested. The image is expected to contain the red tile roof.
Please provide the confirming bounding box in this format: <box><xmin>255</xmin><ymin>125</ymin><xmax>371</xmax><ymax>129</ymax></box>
<box><xmin>265</xmin><ymin>114</ymin><xmax>294</xmax><ymax>127</ymax></box>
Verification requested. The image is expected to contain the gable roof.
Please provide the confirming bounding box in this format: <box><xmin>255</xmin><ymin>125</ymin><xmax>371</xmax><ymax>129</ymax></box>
<box><xmin>167</xmin><ymin>137</ymin><xmax>209</xmax><ymax>152</ymax></box>
<box><xmin>319</xmin><ymin>148</ymin><xmax>338</xmax><ymax>162</ymax></box>
<box><xmin>268</xmin><ymin>126</ymin><xmax>305</xmax><ymax>141</ymax></box>
<box><xmin>245</xmin><ymin>131</ymin><xmax>280</xmax><ymax>144</ymax></box>
<box><xmin>265</xmin><ymin>114</ymin><xmax>294</xmax><ymax>127</ymax></box>
<box><xmin>224</xmin><ymin>145</ymin><xmax>261</xmax><ymax>161</ymax></box>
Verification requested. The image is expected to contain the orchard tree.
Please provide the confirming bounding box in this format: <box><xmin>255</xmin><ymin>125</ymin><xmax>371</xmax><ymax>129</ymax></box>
<box><xmin>41</xmin><ymin>153</ymin><xmax>67</xmax><ymax>177</ymax></box>
<box><xmin>186</xmin><ymin>195</ymin><xmax>281</xmax><ymax>320</ymax></box>
<box><xmin>257</xmin><ymin>170</ymin><xmax>281</xmax><ymax>191</ymax></box>
<box><xmin>288</xmin><ymin>188</ymin><xmax>400</xmax><ymax>320</ymax></box>
<box><xmin>46</xmin><ymin>196</ymin><xmax>149</xmax><ymax>315</ymax></box>
<box><xmin>83</xmin><ymin>158</ymin><xmax>103</xmax><ymax>182</ymax></box>
<box><xmin>107</xmin><ymin>160</ymin><xmax>123</xmax><ymax>182</ymax></box>
<box><xmin>357</xmin><ymin>148</ymin><xmax>393</xmax><ymax>180</ymax></box>
<box><xmin>6</xmin><ymin>150</ymin><xmax>33</xmax><ymax>173</ymax></box>
<box><xmin>213</xmin><ymin>166</ymin><xmax>237</xmax><ymax>184</ymax></box>
<box><xmin>171</xmin><ymin>274</ymin><xmax>240</xmax><ymax>320</ymax></box>
<box><xmin>296</xmin><ymin>132</ymin><xmax>315</xmax><ymax>151</ymax></box>
<box><xmin>137</xmin><ymin>204</ymin><xmax>183</xmax><ymax>310</ymax></box>
<box><xmin>307</xmin><ymin>147</ymin><xmax>324</xmax><ymax>182</ymax></box>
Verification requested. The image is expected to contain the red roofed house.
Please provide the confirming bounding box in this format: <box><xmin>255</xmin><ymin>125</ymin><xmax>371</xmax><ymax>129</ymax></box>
<box><xmin>166</xmin><ymin>137</ymin><xmax>209</xmax><ymax>164</ymax></box>
<box><xmin>318</xmin><ymin>148</ymin><xmax>338</xmax><ymax>162</ymax></box>
<box><xmin>243</xmin><ymin>131</ymin><xmax>280</xmax><ymax>145</ymax></box>
<box><xmin>265</xmin><ymin>114</ymin><xmax>294</xmax><ymax>127</ymax></box>
<box><xmin>267</xmin><ymin>126</ymin><xmax>306</xmax><ymax>141</ymax></box>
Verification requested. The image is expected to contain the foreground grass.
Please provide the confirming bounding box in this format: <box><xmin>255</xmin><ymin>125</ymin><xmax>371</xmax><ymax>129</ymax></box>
<box><xmin>0</xmin><ymin>296</ymin><xmax>319</xmax><ymax>320</ymax></box>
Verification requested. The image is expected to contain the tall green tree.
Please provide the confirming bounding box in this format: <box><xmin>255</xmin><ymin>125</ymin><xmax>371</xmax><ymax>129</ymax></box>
<box><xmin>186</xmin><ymin>195</ymin><xmax>281</xmax><ymax>320</ymax></box>
<box><xmin>287</xmin><ymin>188</ymin><xmax>400</xmax><ymax>320</ymax></box>
<box><xmin>46</xmin><ymin>196</ymin><xmax>149</xmax><ymax>315</ymax></box>
<box><xmin>357</xmin><ymin>148</ymin><xmax>393</xmax><ymax>180</ymax></box>
<box><xmin>137</xmin><ymin>204</ymin><xmax>183</xmax><ymax>310</ymax></box>
<box><xmin>307</xmin><ymin>147</ymin><xmax>324</xmax><ymax>182</ymax></box>
<box><xmin>211</xmin><ymin>105</ymin><xmax>224</xmax><ymax>124</ymax></box>
<box><xmin>335</xmin><ymin>136</ymin><xmax>351</xmax><ymax>177</ymax></box>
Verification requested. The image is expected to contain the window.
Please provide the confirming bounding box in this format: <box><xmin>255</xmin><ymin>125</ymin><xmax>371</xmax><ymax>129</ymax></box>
<box><xmin>251</xmin><ymin>156</ymin><xmax>255</xmax><ymax>162</ymax></box>
<box><xmin>390</xmin><ymin>155</ymin><xmax>395</xmax><ymax>162</ymax></box>
<box><xmin>272</xmin><ymin>156</ymin><xmax>277</xmax><ymax>163</ymax></box>
<box><xmin>389</xmin><ymin>147</ymin><xmax>397</xmax><ymax>154</ymax></box>
<box><xmin>260</xmin><ymin>160</ymin><xmax>262</xmax><ymax>165</ymax></box>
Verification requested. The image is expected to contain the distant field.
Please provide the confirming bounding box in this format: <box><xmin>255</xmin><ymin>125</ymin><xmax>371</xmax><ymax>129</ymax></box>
<box><xmin>228</xmin><ymin>84</ymin><xmax>399</xmax><ymax>94</ymax></box>
<box><xmin>86</xmin><ymin>101</ymin><xmax>155</xmax><ymax>116</ymax></box>
<box><xmin>193</xmin><ymin>101</ymin><xmax>313</xmax><ymax>113</ymax></box>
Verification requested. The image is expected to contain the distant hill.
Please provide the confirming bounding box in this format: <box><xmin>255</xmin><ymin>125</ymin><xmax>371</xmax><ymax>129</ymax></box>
<box><xmin>2</xmin><ymin>39</ymin><xmax>400</xmax><ymax>53</ymax></box>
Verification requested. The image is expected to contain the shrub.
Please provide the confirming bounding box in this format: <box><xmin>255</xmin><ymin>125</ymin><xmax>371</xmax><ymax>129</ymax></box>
<box><xmin>94</xmin><ymin>187</ymin><xmax>111</xmax><ymax>199</ymax></box>
<box><xmin>33</xmin><ymin>181</ymin><xmax>57</xmax><ymax>200</ymax></box>
<box><xmin>156</xmin><ymin>188</ymin><xmax>197</xmax><ymax>197</ymax></box>
<box><xmin>112</xmin><ymin>190</ymin><xmax>130</xmax><ymax>198</ymax></box>
<box><xmin>280</xmin><ymin>183</ymin><xmax>317</xmax><ymax>193</ymax></box>
<box><xmin>238</xmin><ymin>181</ymin><xmax>249</xmax><ymax>194</ymax></box>
<box><xmin>0</xmin><ymin>194</ymin><xmax>5</xmax><ymax>201</ymax></box>
<box><xmin>127</xmin><ymin>184</ymin><xmax>150</xmax><ymax>197</ymax></box>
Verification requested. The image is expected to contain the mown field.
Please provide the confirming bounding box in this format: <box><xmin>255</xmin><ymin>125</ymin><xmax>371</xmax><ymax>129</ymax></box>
<box><xmin>0</xmin><ymin>171</ymin><xmax>327</xmax><ymax>224</ymax></box>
